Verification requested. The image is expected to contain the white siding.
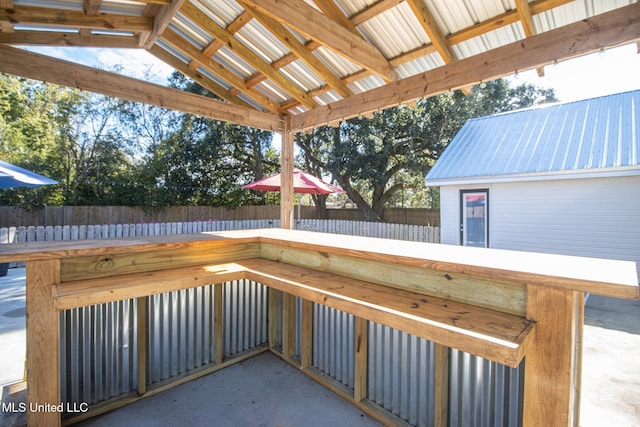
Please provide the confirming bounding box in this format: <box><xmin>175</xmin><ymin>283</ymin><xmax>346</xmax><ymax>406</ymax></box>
<box><xmin>439</xmin><ymin>176</ymin><xmax>640</xmax><ymax>274</ymax></box>
<box><xmin>439</xmin><ymin>186</ymin><xmax>459</xmax><ymax>245</ymax></box>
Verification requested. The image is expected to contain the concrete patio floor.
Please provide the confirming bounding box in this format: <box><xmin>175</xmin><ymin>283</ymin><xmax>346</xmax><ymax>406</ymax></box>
<box><xmin>1</xmin><ymin>266</ymin><xmax>639</xmax><ymax>426</ymax></box>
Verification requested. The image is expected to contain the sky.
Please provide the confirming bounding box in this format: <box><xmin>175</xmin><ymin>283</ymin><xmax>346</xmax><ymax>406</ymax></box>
<box><xmin>40</xmin><ymin>41</ymin><xmax>635</xmax><ymax>149</ymax></box>
<box><xmin>27</xmin><ymin>41</ymin><xmax>640</xmax><ymax>119</ymax></box>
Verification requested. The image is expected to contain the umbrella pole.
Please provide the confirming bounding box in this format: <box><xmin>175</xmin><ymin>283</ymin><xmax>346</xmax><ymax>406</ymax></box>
<box><xmin>297</xmin><ymin>194</ymin><xmax>301</xmax><ymax>227</ymax></box>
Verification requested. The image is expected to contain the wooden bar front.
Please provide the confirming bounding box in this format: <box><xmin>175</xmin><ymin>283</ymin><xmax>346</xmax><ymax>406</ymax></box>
<box><xmin>1</xmin><ymin>229</ymin><xmax>637</xmax><ymax>427</ymax></box>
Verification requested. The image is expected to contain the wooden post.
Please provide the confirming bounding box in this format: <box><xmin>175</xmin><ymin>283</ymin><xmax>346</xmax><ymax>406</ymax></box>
<box><xmin>280</xmin><ymin>116</ymin><xmax>294</xmax><ymax>230</ymax></box>
<box><xmin>136</xmin><ymin>296</ymin><xmax>148</xmax><ymax>395</ymax></box>
<box><xmin>282</xmin><ymin>293</ymin><xmax>297</xmax><ymax>359</ymax></box>
<box><xmin>354</xmin><ymin>317</ymin><xmax>368</xmax><ymax>401</ymax></box>
<box><xmin>523</xmin><ymin>286</ymin><xmax>580</xmax><ymax>427</ymax></box>
<box><xmin>26</xmin><ymin>259</ymin><xmax>61</xmax><ymax>427</ymax></box>
<box><xmin>214</xmin><ymin>284</ymin><xmax>224</xmax><ymax>364</ymax></box>
<box><xmin>300</xmin><ymin>300</ymin><xmax>313</xmax><ymax>368</ymax></box>
<box><xmin>268</xmin><ymin>288</ymin><xmax>281</xmax><ymax>351</ymax></box>
<box><xmin>433</xmin><ymin>343</ymin><xmax>449</xmax><ymax>427</ymax></box>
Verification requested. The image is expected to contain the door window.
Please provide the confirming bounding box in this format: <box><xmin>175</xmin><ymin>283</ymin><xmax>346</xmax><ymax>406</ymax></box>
<box><xmin>460</xmin><ymin>190</ymin><xmax>488</xmax><ymax>247</ymax></box>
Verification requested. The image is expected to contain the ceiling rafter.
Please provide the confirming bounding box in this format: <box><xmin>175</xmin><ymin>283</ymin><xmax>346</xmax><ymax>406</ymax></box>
<box><xmin>271</xmin><ymin>0</ymin><xmax>575</xmax><ymax>110</ymax></box>
<box><xmin>197</xmin><ymin>10</ymin><xmax>253</xmax><ymax>63</ymax></box>
<box><xmin>0</xmin><ymin>31</ymin><xmax>139</xmax><ymax>47</ymax></box>
<box><xmin>0</xmin><ymin>5</ymin><xmax>152</xmax><ymax>32</ymax></box>
<box><xmin>241</xmin><ymin>0</ymin><xmax>398</xmax><ymax>82</ymax></box>
<box><xmin>239</xmin><ymin>0</ymin><xmax>353</xmax><ymax>98</ymax></box>
<box><xmin>83</xmin><ymin>0</ymin><xmax>102</xmax><ymax>17</ymax></box>
<box><xmin>149</xmin><ymin>44</ymin><xmax>255</xmax><ymax>110</ymax></box>
<box><xmin>141</xmin><ymin>0</ymin><xmax>185</xmax><ymax>48</ymax></box>
<box><xmin>289</xmin><ymin>3</ymin><xmax>640</xmax><ymax>132</ymax></box>
<box><xmin>161</xmin><ymin>28</ymin><xmax>283</xmax><ymax>114</ymax></box>
<box><xmin>0</xmin><ymin>0</ymin><xmax>13</xmax><ymax>32</ymax></box>
<box><xmin>515</xmin><ymin>0</ymin><xmax>545</xmax><ymax>77</ymax></box>
<box><xmin>312</xmin><ymin>0</ymin><xmax>361</xmax><ymax>37</ymax></box>
<box><xmin>181</xmin><ymin>1</ymin><xmax>318</xmax><ymax>110</ymax></box>
<box><xmin>405</xmin><ymin>0</ymin><xmax>456</xmax><ymax>64</ymax></box>
<box><xmin>350</xmin><ymin>0</ymin><xmax>404</xmax><ymax>26</ymax></box>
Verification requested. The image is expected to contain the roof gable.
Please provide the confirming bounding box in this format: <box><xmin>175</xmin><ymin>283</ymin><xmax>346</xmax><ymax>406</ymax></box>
<box><xmin>426</xmin><ymin>90</ymin><xmax>640</xmax><ymax>185</ymax></box>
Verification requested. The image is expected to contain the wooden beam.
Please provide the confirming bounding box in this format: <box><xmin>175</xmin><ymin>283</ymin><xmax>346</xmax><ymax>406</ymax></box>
<box><xmin>350</xmin><ymin>0</ymin><xmax>404</xmax><ymax>26</ymax></box>
<box><xmin>406</xmin><ymin>0</ymin><xmax>456</xmax><ymax>64</ymax></box>
<box><xmin>200</xmin><ymin>10</ymin><xmax>253</xmax><ymax>59</ymax></box>
<box><xmin>268</xmin><ymin>289</ymin><xmax>281</xmax><ymax>350</ymax></box>
<box><xmin>282</xmin><ymin>292</ymin><xmax>297</xmax><ymax>358</ymax></box>
<box><xmin>289</xmin><ymin>4</ymin><xmax>640</xmax><ymax>132</ymax></box>
<box><xmin>433</xmin><ymin>343</ymin><xmax>449</xmax><ymax>427</ymax></box>
<box><xmin>0</xmin><ymin>6</ymin><xmax>152</xmax><ymax>32</ymax></box>
<box><xmin>26</xmin><ymin>259</ymin><xmax>61</xmax><ymax>427</ymax></box>
<box><xmin>161</xmin><ymin>28</ymin><xmax>284</xmax><ymax>114</ymax></box>
<box><xmin>142</xmin><ymin>0</ymin><xmax>185</xmax><ymax>48</ymax></box>
<box><xmin>214</xmin><ymin>284</ymin><xmax>224</xmax><ymax>364</ymax></box>
<box><xmin>181</xmin><ymin>1</ymin><xmax>318</xmax><ymax>110</ymax></box>
<box><xmin>515</xmin><ymin>0</ymin><xmax>545</xmax><ymax>77</ymax></box>
<box><xmin>136</xmin><ymin>296</ymin><xmax>148</xmax><ymax>395</ymax></box>
<box><xmin>0</xmin><ymin>44</ymin><xmax>283</xmax><ymax>131</ymax></box>
<box><xmin>313</xmin><ymin>0</ymin><xmax>361</xmax><ymax>36</ymax></box>
<box><xmin>241</xmin><ymin>0</ymin><xmax>398</xmax><ymax>82</ymax></box>
<box><xmin>0</xmin><ymin>31</ymin><xmax>139</xmax><ymax>48</ymax></box>
<box><xmin>239</xmin><ymin>1</ymin><xmax>353</xmax><ymax>98</ymax></box>
<box><xmin>353</xmin><ymin>316</ymin><xmax>368</xmax><ymax>402</ymax></box>
<box><xmin>83</xmin><ymin>0</ymin><xmax>102</xmax><ymax>17</ymax></box>
<box><xmin>300</xmin><ymin>299</ymin><xmax>313</xmax><ymax>368</ymax></box>
<box><xmin>148</xmin><ymin>45</ymin><xmax>256</xmax><ymax>110</ymax></box>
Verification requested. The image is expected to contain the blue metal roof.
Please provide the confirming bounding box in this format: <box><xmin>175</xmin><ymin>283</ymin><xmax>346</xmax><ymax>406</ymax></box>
<box><xmin>425</xmin><ymin>90</ymin><xmax>640</xmax><ymax>185</ymax></box>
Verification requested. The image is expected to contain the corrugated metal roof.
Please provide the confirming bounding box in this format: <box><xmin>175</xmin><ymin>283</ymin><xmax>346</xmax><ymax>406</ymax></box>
<box><xmin>3</xmin><ymin>0</ymin><xmax>638</xmax><ymax>119</ymax></box>
<box><xmin>425</xmin><ymin>90</ymin><xmax>640</xmax><ymax>185</ymax></box>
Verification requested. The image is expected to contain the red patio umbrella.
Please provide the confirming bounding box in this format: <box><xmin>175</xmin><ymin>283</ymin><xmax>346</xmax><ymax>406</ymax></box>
<box><xmin>242</xmin><ymin>169</ymin><xmax>344</xmax><ymax>221</ymax></box>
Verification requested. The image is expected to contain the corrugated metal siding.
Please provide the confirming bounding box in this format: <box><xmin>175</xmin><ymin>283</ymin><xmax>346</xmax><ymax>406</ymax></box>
<box><xmin>61</xmin><ymin>280</ymin><xmax>268</xmax><ymax>408</ymax></box>
<box><xmin>60</xmin><ymin>300</ymin><xmax>137</xmax><ymax>406</ymax></box>
<box><xmin>313</xmin><ymin>304</ymin><xmax>355</xmax><ymax>389</ymax></box>
<box><xmin>426</xmin><ymin>90</ymin><xmax>640</xmax><ymax>184</ymax></box>
<box><xmin>449</xmin><ymin>349</ymin><xmax>524</xmax><ymax>427</ymax></box>
<box><xmin>223</xmin><ymin>280</ymin><xmax>268</xmax><ymax>357</ymax></box>
<box><xmin>368</xmin><ymin>323</ymin><xmax>435</xmax><ymax>427</ymax></box>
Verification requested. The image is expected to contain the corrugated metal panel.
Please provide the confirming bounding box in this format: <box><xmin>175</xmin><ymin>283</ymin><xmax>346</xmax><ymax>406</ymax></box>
<box><xmin>368</xmin><ymin>323</ymin><xmax>435</xmax><ymax>427</ymax></box>
<box><xmin>223</xmin><ymin>280</ymin><xmax>269</xmax><ymax>357</ymax></box>
<box><xmin>449</xmin><ymin>349</ymin><xmax>523</xmax><ymax>427</ymax></box>
<box><xmin>313</xmin><ymin>304</ymin><xmax>355</xmax><ymax>389</ymax></box>
<box><xmin>60</xmin><ymin>300</ymin><xmax>137</xmax><ymax>406</ymax></box>
<box><xmin>426</xmin><ymin>90</ymin><xmax>640</xmax><ymax>184</ymax></box>
<box><xmin>357</xmin><ymin>3</ymin><xmax>428</xmax><ymax>59</ymax></box>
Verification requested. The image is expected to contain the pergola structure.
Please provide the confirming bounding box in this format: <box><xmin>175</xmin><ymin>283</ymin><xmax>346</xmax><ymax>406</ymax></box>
<box><xmin>1</xmin><ymin>1</ymin><xmax>639</xmax><ymax>427</ymax></box>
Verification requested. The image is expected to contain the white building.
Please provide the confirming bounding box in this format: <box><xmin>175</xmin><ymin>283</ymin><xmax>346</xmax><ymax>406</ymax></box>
<box><xmin>426</xmin><ymin>90</ymin><xmax>640</xmax><ymax>274</ymax></box>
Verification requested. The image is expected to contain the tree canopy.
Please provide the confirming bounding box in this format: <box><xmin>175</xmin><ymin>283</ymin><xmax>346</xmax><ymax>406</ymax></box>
<box><xmin>296</xmin><ymin>80</ymin><xmax>557</xmax><ymax>221</ymax></box>
<box><xmin>0</xmin><ymin>73</ymin><xmax>555</xmax><ymax>217</ymax></box>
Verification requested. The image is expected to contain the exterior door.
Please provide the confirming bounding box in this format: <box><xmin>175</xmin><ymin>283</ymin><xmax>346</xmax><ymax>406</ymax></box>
<box><xmin>460</xmin><ymin>190</ymin><xmax>488</xmax><ymax>247</ymax></box>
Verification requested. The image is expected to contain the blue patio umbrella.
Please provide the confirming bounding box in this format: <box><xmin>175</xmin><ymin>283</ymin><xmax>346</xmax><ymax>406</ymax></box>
<box><xmin>0</xmin><ymin>160</ymin><xmax>57</xmax><ymax>188</ymax></box>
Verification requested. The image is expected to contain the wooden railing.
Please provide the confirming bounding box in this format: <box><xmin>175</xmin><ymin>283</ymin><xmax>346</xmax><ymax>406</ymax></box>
<box><xmin>0</xmin><ymin>229</ymin><xmax>637</xmax><ymax>427</ymax></box>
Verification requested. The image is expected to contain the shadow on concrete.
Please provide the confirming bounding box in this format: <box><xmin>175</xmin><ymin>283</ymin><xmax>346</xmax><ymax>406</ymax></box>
<box><xmin>584</xmin><ymin>294</ymin><xmax>640</xmax><ymax>335</ymax></box>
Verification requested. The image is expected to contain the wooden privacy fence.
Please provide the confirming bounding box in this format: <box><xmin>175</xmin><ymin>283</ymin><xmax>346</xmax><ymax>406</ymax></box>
<box><xmin>0</xmin><ymin>205</ymin><xmax>440</xmax><ymax>228</ymax></box>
